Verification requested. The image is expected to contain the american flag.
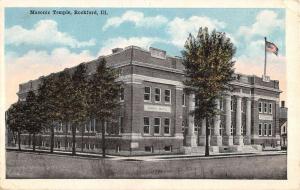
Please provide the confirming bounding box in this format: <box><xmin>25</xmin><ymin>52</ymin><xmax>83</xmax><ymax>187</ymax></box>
<box><xmin>266</xmin><ymin>41</ymin><xmax>278</xmax><ymax>55</ymax></box>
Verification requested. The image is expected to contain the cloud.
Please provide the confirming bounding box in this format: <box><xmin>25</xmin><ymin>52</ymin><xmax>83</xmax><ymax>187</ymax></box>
<box><xmin>5</xmin><ymin>20</ymin><xmax>96</xmax><ymax>48</ymax></box>
<box><xmin>235</xmin><ymin>52</ymin><xmax>286</xmax><ymax>102</ymax></box>
<box><xmin>238</xmin><ymin>10</ymin><xmax>284</xmax><ymax>40</ymax></box>
<box><xmin>5</xmin><ymin>48</ymin><xmax>96</xmax><ymax>109</ymax></box>
<box><xmin>166</xmin><ymin>16</ymin><xmax>226</xmax><ymax>47</ymax></box>
<box><xmin>102</xmin><ymin>11</ymin><xmax>168</xmax><ymax>31</ymax></box>
<box><xmin>98</xmin><ymin>36</ymin><xmax>164</xmax><ymax>55</ymax></box>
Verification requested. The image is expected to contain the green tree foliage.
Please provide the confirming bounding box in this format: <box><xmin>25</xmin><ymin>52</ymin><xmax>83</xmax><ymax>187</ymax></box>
<box><xmin>182</xmin><ymin>27</ymin><xmax>236</xmax><ymax>156</ymax></box>
<box><xmin>87</xmin><ymin>58</ymin><xmax>121</xmax><ymax>157</ymax></box>
<box><xmin>69</xmin><ymin>63</ymin><xmax>88</xmax><ymax>155</ymax></box>
<box><xmin>37</xmin><ymin>75</ymin><xmax>61</xmax><ymax>153</ymax></box>
<box><xmin>55</xmin><ymin>71</ymin><xmax>73</xmax><ymax>151</ymax></box>
<box><xmin>23</xmin><ymin>90</ymin><xmax>44</xmax><ymax>151</ymax></box>
<box><xmin>6</xmin><ymin>101</ymin><xmax>26</xmax><ymax>150</ymax></box>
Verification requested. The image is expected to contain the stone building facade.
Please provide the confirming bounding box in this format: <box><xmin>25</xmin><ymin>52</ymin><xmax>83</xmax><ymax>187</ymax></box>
<box><xmin>15</xmin><ymin>46</ymin><xmax>282</xmax><ymax>155</ymax></box>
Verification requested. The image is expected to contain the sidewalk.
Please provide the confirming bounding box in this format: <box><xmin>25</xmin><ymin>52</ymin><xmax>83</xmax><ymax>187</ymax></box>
<box><xmin>6</xmin><ymin>147</ymin><xmax>286</xmax><ymax>162</ymax></box>
<box><xmin>109</xmin><ymin>150</ymin><xmax>287</xmax><ymax>161</ymax></box>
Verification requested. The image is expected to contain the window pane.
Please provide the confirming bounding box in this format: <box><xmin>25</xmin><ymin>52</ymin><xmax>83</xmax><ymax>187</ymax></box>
<box><xmin>154</xmin><ymin>126</ymin><xmax>160</xmax><ymax>134</ymax></box>
<box><xmin>164</xmin><ymin>118</ymin><xmax>170</xmax><ymax>125</ymax></box>
<box><xmin>145</xmin><ymin>87</ymin><xmax>150</xmax><ymax>93</ymax></box>
<box><xmin>144</xmin><ymin>94</ymin><xmax>150</xmax><ymax>101</ymax></box>
<box><xmin>144</xmin><ymin>87</ymin><xmax>150</xmax><ymax>101</ymax></box>
<box><xmin>144</xmin><ymin>117</ymin><xmax>149</xmax><ymax>125</ymax></box>
<box><xmin>154</xmin><ymin>118</ymin><xmax>160</xmax><ymax>125</ymax></box>
<box><xmin>165</xmin><ymin>96</ymin><xmax>170</xmax><ymax>102</ymax></box>
<box><xmin>155</xmin><ymin>95</ymin><xmax>160</xmax><ymax>102</ymax></box>
<box><xmin>155</xmin><ymin>88</ymin><xmax>160</xmax><ymax>94</ymax></box>
<box><xmin>165</xmin><ymin>90</ymin><xmax>170</xmax><ymax>103</ymax></box>
<box><xmin>144</xmin><ymin>126</ymin><xmax>149</xmax><ymax>134</ymax></box>
<box><xmin>259</xmin><ymin>102</ymin><xmax>262</xmax><ymax>112</ymax></box>
<box><xmin>164</xmin><ymin>126</ymin><xmax>169</xmax><ymax>134</ymax></box>
<box><xmin>264</xmin><ymin>103</ymin><xmax>267</xmax><ymax>113</ymax></box>
<box><xmin>155</xmin><ymin>88</ymin><xmax>160</xmax><ymax>102</ymax></box>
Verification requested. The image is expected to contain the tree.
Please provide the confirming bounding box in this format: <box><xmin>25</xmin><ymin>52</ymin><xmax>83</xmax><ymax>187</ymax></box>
<box><xmin>87</xmin><ymin>58</ymin><xmax>121</xmax><ymax>157</ymax></box>
<box><xmin>23</xmin><ymin>90</ymin><xmax>44</xmax><ymax>151</ymax></box>
<box><xmin>6</xmin><ymin>101</ymin><xmax>26</xmax><ymax>150</ymax></box>
<box><xmin>55</xmin><ymin>71</ymin><xmax>73</xmax><ymax>151</ymax></box>
<box><xmin>69</xmin><ymin>63</ymin><xmax>88</xmax><ymax>155</ymax></box>
<box><xmin>37</xmin><ymin>75</ymin><xmax>61</xmax><ymax>153</ymax></box>
<box><xmin>182</xmin><ymin>27</ymin><xmax>236</xmax><ymax>156</ymax></box>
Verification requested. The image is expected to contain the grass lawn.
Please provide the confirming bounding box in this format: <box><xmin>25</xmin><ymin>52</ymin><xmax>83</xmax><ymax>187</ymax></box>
<box><xmin>6</xmin><ymin>150</ymin><xmax>287</xmax><ymax>179</ymax></box>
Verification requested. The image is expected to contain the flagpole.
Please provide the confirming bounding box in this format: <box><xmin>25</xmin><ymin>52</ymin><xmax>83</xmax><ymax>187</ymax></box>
<box><xmin>264</xmin><ymin>37</ymin><xmax>267</xmax><ymax>76</ymax></box>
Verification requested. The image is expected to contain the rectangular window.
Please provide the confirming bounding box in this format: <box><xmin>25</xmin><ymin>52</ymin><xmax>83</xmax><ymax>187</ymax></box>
<box><xmin>241</xmin><ymin>125</ymin><xmax>244</xmax><ymax>135</ymax></box>
<box><xmin>154</xmin><ymin>88</ymin><xmax>161</xmax><ymax>102</ymax></box>
<box><xmin>264</xmin><ymin>123</ymin><xmax>267</xmax><ymax>136</ymax></box>
<box><xmin>145</xmin><ymin>146</ymin><xmax>152</xmax><ymax>152</ymax></box>
<box><xmin>264</xmin><ymin>103</ymin><xmax>268</xmax><ymax>113</ymax></box>
<box><xmin>164</xmin><ymin>118</ymin><xmax>170</xmax><ymax>135</ymax></box>
<box><xmin>119</xmin><ymin>117</ymin><xmax>124</xmax><ymax>134</ymax></box>
<box><xmin>143</xmin><ymin>117</ymin><xmax>150</xmax><ymax>135</ymax></box>
<box><xmin>144</xmin><ymin>87</ymin><xmax>151</xmax><ymax>101</ymax></box>
<box><xmin>268</xmin><ymin>124</ymin><xmax>272</xmax><ymax>136</ymax></box>
<box><xmin>154</xmin><ymin>118</ymin><xmax>160</xmax><ymax>135</ymax></box>
<box><xmin>164</xmin><ymin>146</ymin><xmax>172</xmax><ymax>152</ymax></box>
<box><xmin>231</xmin><ymin>100</ymin><xmax>233</xmax><ymax>111</ymax></box>
<box><xmin>220</xmin><ymin>98</ymin><xmax>224</xmax><ymax>111</ymax></box>
<box><xmin>164</xmin><ymin>89</ymin><xmax>171</xmax><ymax>104</ymax></box>
<box><xmin>259</xmin><ymin>124</ymin><xmax>262</xmax><ymax>136</ymax></box>
<box><xmin>219</xmin><ymin>124</ymin><xmax>223</xmax><ymax>136</ymax></box>
<box><xmin>120</xmin><ymin>87</ymin><xmax>124</xmax><ymax>102</ymax></box>
<box><xmin>91</xmin><ymin>119</ymin><xmax>95</xmax><ymax>132</ymax></box>
<box><xmin>68</xmin><ymin>124</ymin><xmax>71</xmax><ymax>133</ymax></box>
<box><xmin>85</xmin><ymin>124</ymin><xmax>89</xmax><ymax>132</ymax></box>
<box><xmin>259</xmin><ymin>102</ymin><xmax>262</xmax><ymax>113</ymax></box>
<box><xmin>230</xmin><ymin>125</ymin><xmax>233</xmax><ymax>135</ymax></box>
<box><xmin>182</xmin><ymin>93</ymin><xmax>186</xmax><ymax>106</ymax></box>
<box><xmin>269</xmin><ymin>103</ymin><xmax>272</xmax><ymax>114</ymax></box>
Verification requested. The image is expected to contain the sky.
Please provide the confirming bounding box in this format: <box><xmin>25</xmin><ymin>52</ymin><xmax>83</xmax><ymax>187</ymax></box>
<box><xmin>4</xmin><ymin>8</ymin><xmax>286</xmax><ymax>109</ymax></box>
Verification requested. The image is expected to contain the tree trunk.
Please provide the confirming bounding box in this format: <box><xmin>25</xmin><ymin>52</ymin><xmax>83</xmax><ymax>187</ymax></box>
<box><xmin>197</xmin><ymin>121</ymin><xmax>200</xmax><ymax>146</ymax></box>
<box><xmin>50</xmin><ymin>124</ymin><xmax>54</xmax><ymax>153</ymax></box>
<box><xmin>101</xmin><ymin>120</ymin><xmax>106</xmax><ymax>158</ymax></box>
<box><xmin>64</xmin><ymin>121</ymin><xmax>68</xmax><ymax>151</ymax></box>
<box><xmin>72</xmin><ymin>124</ymin><xmax>76</xmax><ymax>155</ymax></box>
<box><xmin>18</xmin><ymin>130</ymin><xmax>21</xmax><ymax>151</ymax></box>
<box><xmin>28</xmin><ymin>134</ymin><xmax>31</xmax><ymax>148</ymax></box>
<box><xmin>81</xmin><ymin>123</ymin><xmax>84</xmax><ymax>152</ymax></box>
<box><xmin>32</xmin><ymin>133</ymin><xmax>36</xmax><ymax>152</ymax></box>
<box><xmin>205</xmin><ymin>117</ymin><xmax>210</xmax><ymax>156</ymax></box>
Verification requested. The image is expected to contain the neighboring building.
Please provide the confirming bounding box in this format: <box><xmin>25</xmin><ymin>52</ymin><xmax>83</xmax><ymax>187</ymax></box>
<box><xmin>279</xmin><ymin>101</ymin><xmax>288</xmax><ymax>149</ymax></box>
<box><xmin>12</xmin><ymin>46</ymin><xmax>282</xmax><ymax>155</ymax></box>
